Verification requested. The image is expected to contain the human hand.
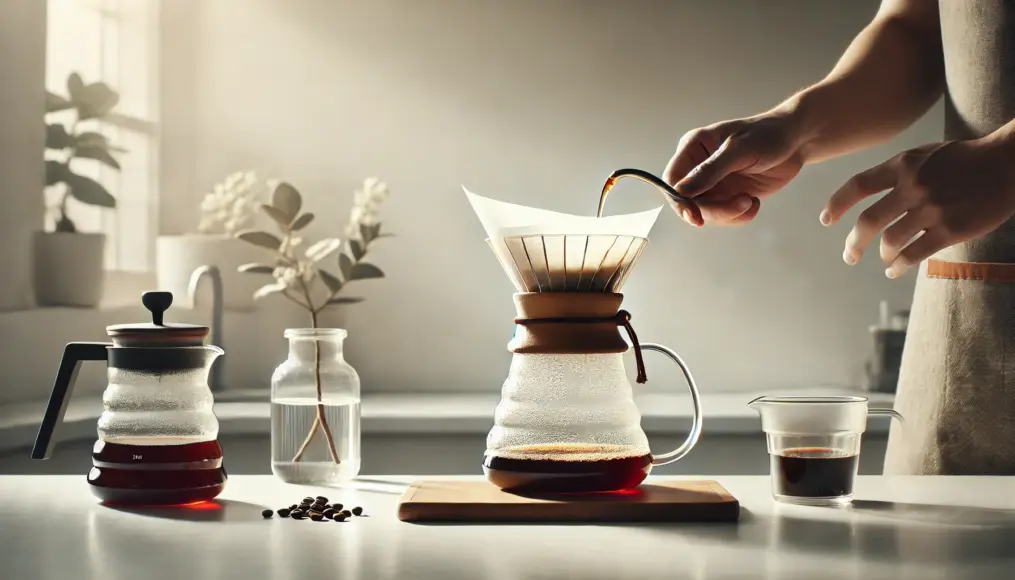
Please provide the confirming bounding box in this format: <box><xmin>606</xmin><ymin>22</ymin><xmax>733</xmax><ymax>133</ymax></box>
<box><xmin>821</xmin><ymin>137</ymin><xmax>1015</xmax><ymax>278</ymax></box>
<box><xmin>662</xmin><ymin>113</ymin><xmax>806</xmax><ymax>226</ymax></box>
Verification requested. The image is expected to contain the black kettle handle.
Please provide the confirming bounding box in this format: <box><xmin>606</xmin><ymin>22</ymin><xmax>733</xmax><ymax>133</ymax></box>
<box><xmin>32</xmin><ymin>342</ymin><xmax>110</xmax><ymax>460</ymax></box>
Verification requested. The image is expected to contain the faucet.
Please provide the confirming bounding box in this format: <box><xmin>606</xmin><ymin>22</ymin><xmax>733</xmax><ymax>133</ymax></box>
<box><xmin>188</xmin><ymin>265</ymin><xmax>224</xmax><ymax>391</ymax></box>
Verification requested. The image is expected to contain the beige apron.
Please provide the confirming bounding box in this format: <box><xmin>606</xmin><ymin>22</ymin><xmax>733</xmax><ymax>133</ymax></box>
<box><xmin>884</xmin><ymin>0</ymin><xmax>1015</xmax><ymax>475</ymax></box>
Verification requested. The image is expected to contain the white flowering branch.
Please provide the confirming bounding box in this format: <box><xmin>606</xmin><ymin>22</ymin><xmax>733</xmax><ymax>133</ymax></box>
<box><xmin>234</xmin><ymin>179</ymin><xmax>391</xmax><ymax>464</ymax></box>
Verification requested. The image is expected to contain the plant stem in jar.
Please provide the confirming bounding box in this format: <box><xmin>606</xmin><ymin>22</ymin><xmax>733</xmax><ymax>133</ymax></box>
<box><xmin>290</xmin><ymin>288</ymin><xmax>340</xmax><ymax>464</ymax></box>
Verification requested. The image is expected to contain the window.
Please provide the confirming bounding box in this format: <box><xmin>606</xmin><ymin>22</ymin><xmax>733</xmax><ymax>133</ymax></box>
<box><xmin>46</xmin><ymin>0</ymin><xmax>159</xmax><ymax>272</ymax></box>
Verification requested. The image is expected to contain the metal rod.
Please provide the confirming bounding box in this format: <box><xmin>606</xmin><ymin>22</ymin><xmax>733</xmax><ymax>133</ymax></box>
<box><xmin>188</xmin><ymin>265</ymin><xmax>224</xmax><ymax>391</ymax></box>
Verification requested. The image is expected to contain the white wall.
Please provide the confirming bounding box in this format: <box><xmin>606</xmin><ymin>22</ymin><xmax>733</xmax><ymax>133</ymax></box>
<box><xmin>160</xmin><ymin>0</ymin><xmax>941</xmax><ymax>394</ymax></box>
<box><xmin>0</xmin><ymin>0</ymin><xmax>47</xmax><ymax>311</ymax></box>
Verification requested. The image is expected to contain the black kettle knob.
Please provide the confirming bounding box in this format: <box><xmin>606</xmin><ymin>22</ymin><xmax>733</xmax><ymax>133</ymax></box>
<box><xmin>142</xmin><ymin>291</ymin><xmax>174</xmax><ymax>326</ymax></box>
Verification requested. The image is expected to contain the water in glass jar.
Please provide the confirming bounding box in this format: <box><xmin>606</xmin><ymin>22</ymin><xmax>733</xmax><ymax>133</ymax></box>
<box><xmin>271</xmin><ymin>397</ymin><xmax>361</xmax><ymax>485</ymax></box>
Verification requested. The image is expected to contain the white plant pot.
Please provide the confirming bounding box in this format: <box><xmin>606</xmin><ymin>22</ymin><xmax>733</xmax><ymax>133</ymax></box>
<box><xmin>33</xmin><ymin>231</ymin><xmax>106</xmax><ymax>308</ymax></box>
<box><xmin>156</xmin><ymin>234</ymin><xmax>267</xmax><ymax>311</ymax></box>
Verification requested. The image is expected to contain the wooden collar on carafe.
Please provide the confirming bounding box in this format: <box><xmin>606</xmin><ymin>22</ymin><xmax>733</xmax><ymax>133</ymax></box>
<box><xmin>509</xmin><ymin>292</ymin><xmax>648</xmax><ymax>383</ymax></box>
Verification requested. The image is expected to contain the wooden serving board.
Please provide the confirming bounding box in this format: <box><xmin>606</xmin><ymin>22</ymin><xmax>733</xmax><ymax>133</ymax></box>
<box><xmin>397</xmin><ymin>480</ymin><xmax>740</xmax><ymax>523</ymax></box>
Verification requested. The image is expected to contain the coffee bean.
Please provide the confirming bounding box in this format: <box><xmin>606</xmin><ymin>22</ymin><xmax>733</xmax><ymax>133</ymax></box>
<box><xmin>334</xmin><ymin>514</ymin><xmax>347</xmax><ymax>522</ymax></box>
<box><xmin>323</xmin><ymin>509</ymin><xmax>336</xmax><ymax>519</ymax></box>
<box><xmin>289</xmin><ymin>504</ymin><xmax>299</xmax><ymax>511</ymax></box>
<box><xmin>330</xmin><ymin>503</ymin><xmax>343</xmax><ymax>511</ymax></box>
<box><xmin>277</xmin><ymin>509</ymin><xmax>291</xmax><ymax>518</ymax></box>
<box><xmin>315</xmin><ymin>496</ymin><xmax>329</xmax><ymax>504</ymax></box>
<box><xmin>311</xmin><ymin>504</ymin><xmax>326</xmax><ymax>513</ymax></box>
<box><xmin>310</xmin><ymin>514</ymin><xmax>324</xmax><ymax>522</ymax></box>
<box><xmin>261</xmin><ymin>509</ymin><xmax>274</xmax><ymax>519</ymax></box>
<box><xmin>302</xmin><ymin>497</ymin><xmax>314</xmax><ymax>504</ymax></box>
<box><xmin>351</xmin><ymin>507</ymin><xmax>363</xmax><ymax>516</ymax></box>
<box><xmin>291</xmin><ymin>510</ymin><xmax>306</xmax><ymax>519</ymax></box>
<box><xmin>339</xmin><ymin>510</ymin><xmax>352</xmax><ymax>518</ymax></box>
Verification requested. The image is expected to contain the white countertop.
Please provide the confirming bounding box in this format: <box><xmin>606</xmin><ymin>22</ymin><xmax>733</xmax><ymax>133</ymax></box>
<box><xmin>1</xmin><ymin>475</ymin><xmax>1012</xmax><ymax>580</ymax></box>
<box><xmin>0</xmin><ymin>389</ymin><xmax>896</xmax><ymax>454</ymax></box>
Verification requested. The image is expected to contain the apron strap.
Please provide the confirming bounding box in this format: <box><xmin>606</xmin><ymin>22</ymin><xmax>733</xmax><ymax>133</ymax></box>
<box><xmin>927</xmin><ymin>259</ymin><xmax>1015</xmax><ymax>283</ymax></box>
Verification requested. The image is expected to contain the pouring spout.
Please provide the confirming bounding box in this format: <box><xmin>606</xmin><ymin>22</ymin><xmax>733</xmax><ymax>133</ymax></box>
<box><xmin>598</xmin><ymin>168</ymin><xmax>695</xmax><ymax>218</ymax></box>
<box><xmin>747</xmin><ymin>396</ymin><xmax>772</xmax><ymax>413</ymax></box>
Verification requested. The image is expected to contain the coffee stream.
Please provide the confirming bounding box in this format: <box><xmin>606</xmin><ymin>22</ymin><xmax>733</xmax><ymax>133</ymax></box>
<box><xmin>597</xmin><ymin>168</ymin><xmax>693</xmax><ymax>218</ymax></box>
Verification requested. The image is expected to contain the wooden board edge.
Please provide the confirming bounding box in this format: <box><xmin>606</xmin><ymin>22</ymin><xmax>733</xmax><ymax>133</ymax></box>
<box><xmin>398</xmin><ymin>501</ymin><xmax>742</xmax><ymax>523</ymax></box>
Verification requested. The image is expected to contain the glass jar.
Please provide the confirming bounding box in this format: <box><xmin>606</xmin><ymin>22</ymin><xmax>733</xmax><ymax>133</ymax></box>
<box><xmin>271</xmin><ymin>328</ymin><xmax>361</xmax><ymax>485</ymax></box>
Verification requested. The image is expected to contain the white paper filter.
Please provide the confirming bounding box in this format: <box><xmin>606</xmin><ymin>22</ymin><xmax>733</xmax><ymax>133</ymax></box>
<box><xmin>465</xmin><ymin>187</ymin><xmax>662</xmax><ymax>239</ymax></box>
<box><xmin>465</xmin><ymin>187</ymin><xmax>663</xmax><ymax>292</ymax></box>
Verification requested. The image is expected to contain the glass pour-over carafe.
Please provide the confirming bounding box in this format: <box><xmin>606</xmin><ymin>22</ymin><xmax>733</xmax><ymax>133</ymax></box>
<box><xmin>479</xmin><ymin>232</ymin><xmax>703</xmax><ymax>494</ymax></box>
<box><xmin>32</xmin><ymin>291</ymin><xmax>226</xmax><ymax>505</ymax></box>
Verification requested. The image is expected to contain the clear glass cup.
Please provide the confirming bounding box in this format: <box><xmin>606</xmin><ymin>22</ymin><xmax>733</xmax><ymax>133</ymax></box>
<box><xmin>271</xmin><ymin>328</ymin><xmax>361</xmax><ymax>485</ymax></box>
<box><xmin>748</xmin><ymin>396</ymin><xmax>903</xmax><ymax>506</ymax></box>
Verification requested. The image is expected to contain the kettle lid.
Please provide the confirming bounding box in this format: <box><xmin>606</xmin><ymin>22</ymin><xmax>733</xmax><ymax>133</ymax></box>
<box><xmin>106</xmin><ymin>291</ymin><xmax>209</xmax><ymax>347</ymax></box>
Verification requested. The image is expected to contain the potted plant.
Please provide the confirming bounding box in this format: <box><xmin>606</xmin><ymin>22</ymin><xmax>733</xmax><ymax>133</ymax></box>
<box><xmin>35</xmin><ymin>72</ymin><xmax>122</xmax><ymax>307</ymax></box>
<box><xmin>155</xmin><ymin>171</ymin><xmax>268</xmax><ymax>310</ymax></box>
<box><xmin>236</xmin><ymin>178</ymin><xmax>391</xmax><ymax>484</ymax></box>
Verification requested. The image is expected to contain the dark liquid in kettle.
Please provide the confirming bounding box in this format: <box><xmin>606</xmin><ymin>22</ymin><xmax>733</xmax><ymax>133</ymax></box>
<box><xmin>483</xmin><ymin>444</ymin><xmax>652</xmax><ymax>494</ymax></box>
<box><xmin>772</xmin><ymin>447</ymin><xmax>858</xmax><ymax>498</ymax></box>
<box><xmin>88</xmin><ymin>439</ymin><xmax>227</xmax><ymax>505</ymax></box>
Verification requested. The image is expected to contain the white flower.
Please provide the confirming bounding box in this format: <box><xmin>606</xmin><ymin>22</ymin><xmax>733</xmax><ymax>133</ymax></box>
<box><xmin>349</xmin><ymin>205</ymin><xmax>366</xmax><ymax>226</ymax></box>
<box><xmin>272</xmin><ymin>266</ymin><xmax>300</xmax><ymax>289</ymax></box>
<box><xmin>344</xmin><ymin>177</ymin><xmax>389</xmax><ymax>240</ymax></box>
<box><xmin>304</xmin><ymin>237</ymin><xmax>342</xmax><ymax>263</ymax></box>
<box><xmin>197</xmin><ymin>170</ymin><xmax>262</xmax><ymax>235</ymax></box>
<box><xmin>253</xmin><ymin>281</ymin><xmax>288</xmax><ymax>299</ymax></box>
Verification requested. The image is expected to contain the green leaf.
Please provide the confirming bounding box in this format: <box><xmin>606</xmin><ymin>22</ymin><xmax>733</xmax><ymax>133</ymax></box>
<box><xmin>73</xmin><ymin>144</ymin><xmax>121</xmax><ymax>170</ymax></box>
<box><xmin>46</xmin><ymin>161</ymin><xmax>68</xmax><ymax>186</ymax></box>
<box><xmin>259</xmin><ymin>204</ymin><xmax>292</xmax><ymax>229</ymax></box>
<box><xmin>327</xmin><ymin>297</ymin><xmax>365</xmax><ymax>305</ymax></box>
<box><xmin>46</xmin><ymin>91</ymin><xmax>73</xmax><ymax>113</ymax></box>
<box><xmin>76</xmin><ymin>131</ymin><xmax>126</xmax><ymax>153</ymax></box>
<box><xmin>66</xmin><ymin>73</ymin><xmax>85</xmax><ymax>101</ymax></box>
<box><xmin>65</xmin><ymin>173</ymin><xmax>116</xmax><ymax>208</ymax></box>
<box><xmin>290</xmin><ymin>212</ymin><xmax>314</xmax><ymax>231</ymax></box>
<box><xmin>360</xmin><ymin>223</ymin><xmax>374</xmax><ymax>244</ymax></box>
<box><xmin>54</xmin><ymin>214</ymin><xmax>77</xmax><ymax>233</ymax></box>
<box><xmin>350</xmin><ymin>262</ymin><xmax>384</xmax><ymax>280</ymax></box>
<box><xmin>75</xmin><ymin>131</ymin><xmax>109</xmax><ymax>148</ymax></box>
<box><xmin>271</xmin><ymin>182</ymin><xmax>302</xmax><ymax>221</ymax></box>
<box><xmin>319</xmin><ymin>269</ymin><xmax>343</xmax><ymax>293</ymax></box>
<box><xmin>75</xmin><ymin>81</ymin><xmax>119</xmax><ymax>120</ymax></box>
<box><xmin>349</xmin><ymin>239</ymin><xmax>366</xmax><ymax>261</ymax></box>
<box><xmin>338</xmin><ymin>252</ymin><xmax>354</xmax><ymax>280</ymax></box>
<box><xmin>236</xmin><ymin>230</ymin><xmax>282</xmax><ymax>250</ymax></box>
<box><xmin>368</xmin><ymin>223</ymin><xmax>382</xmax><ymax>240</ymax></box>
<box><xmin>238</xmin><ymin>263</ymin><xmax>276</xmax><ymax>274</ymax></box>
<box><xmin>46</xmin><ymin>124</ymin><xmax>74</xmax><ymax>149</ymax></box>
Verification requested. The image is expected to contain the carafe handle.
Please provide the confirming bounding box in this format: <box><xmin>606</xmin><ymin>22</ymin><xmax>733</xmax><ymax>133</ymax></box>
<box><xmin>639</xmin><ymin>343</ymin><xmax>703</xmax><ymax>466</ymax></box>
<box><xmin>32</xmin><ymin>342</ymin><xmax>109</xmax><ymax>460</ymax></box>
<box><xmin>869</xmin><ymin>408</ymin><xmax>904</xmax><ymax>424</ymax></box>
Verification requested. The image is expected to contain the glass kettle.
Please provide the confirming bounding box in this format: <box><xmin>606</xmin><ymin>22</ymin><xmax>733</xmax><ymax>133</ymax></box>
<box><xmin>32</xmin><ymin>291</ymin><xmax>226</xmax><ymax>505</ymax></box>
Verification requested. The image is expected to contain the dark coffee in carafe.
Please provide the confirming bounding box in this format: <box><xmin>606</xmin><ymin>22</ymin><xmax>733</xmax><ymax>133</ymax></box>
<box><xmin>483</xmin><ymin>444</ymin><xmax>653</xmax><ymax>494</ymax></box>
<box><xmin>89</xmin><ymin>440</ymin><xmax>227</xmax><ymax>505</ymax></box>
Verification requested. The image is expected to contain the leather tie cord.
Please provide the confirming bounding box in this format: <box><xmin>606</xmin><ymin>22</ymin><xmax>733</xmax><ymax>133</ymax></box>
<box><xmin>513</xmin><ymin>309</ymin><xmax>648</xmax><ymax>384</ymax></box>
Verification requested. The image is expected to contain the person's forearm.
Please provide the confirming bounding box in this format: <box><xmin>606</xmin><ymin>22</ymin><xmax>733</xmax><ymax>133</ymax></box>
<box><xmin>773</xmin><ymin>3</ymin><xmax>945</xmax><ymax>164</ymax></box>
